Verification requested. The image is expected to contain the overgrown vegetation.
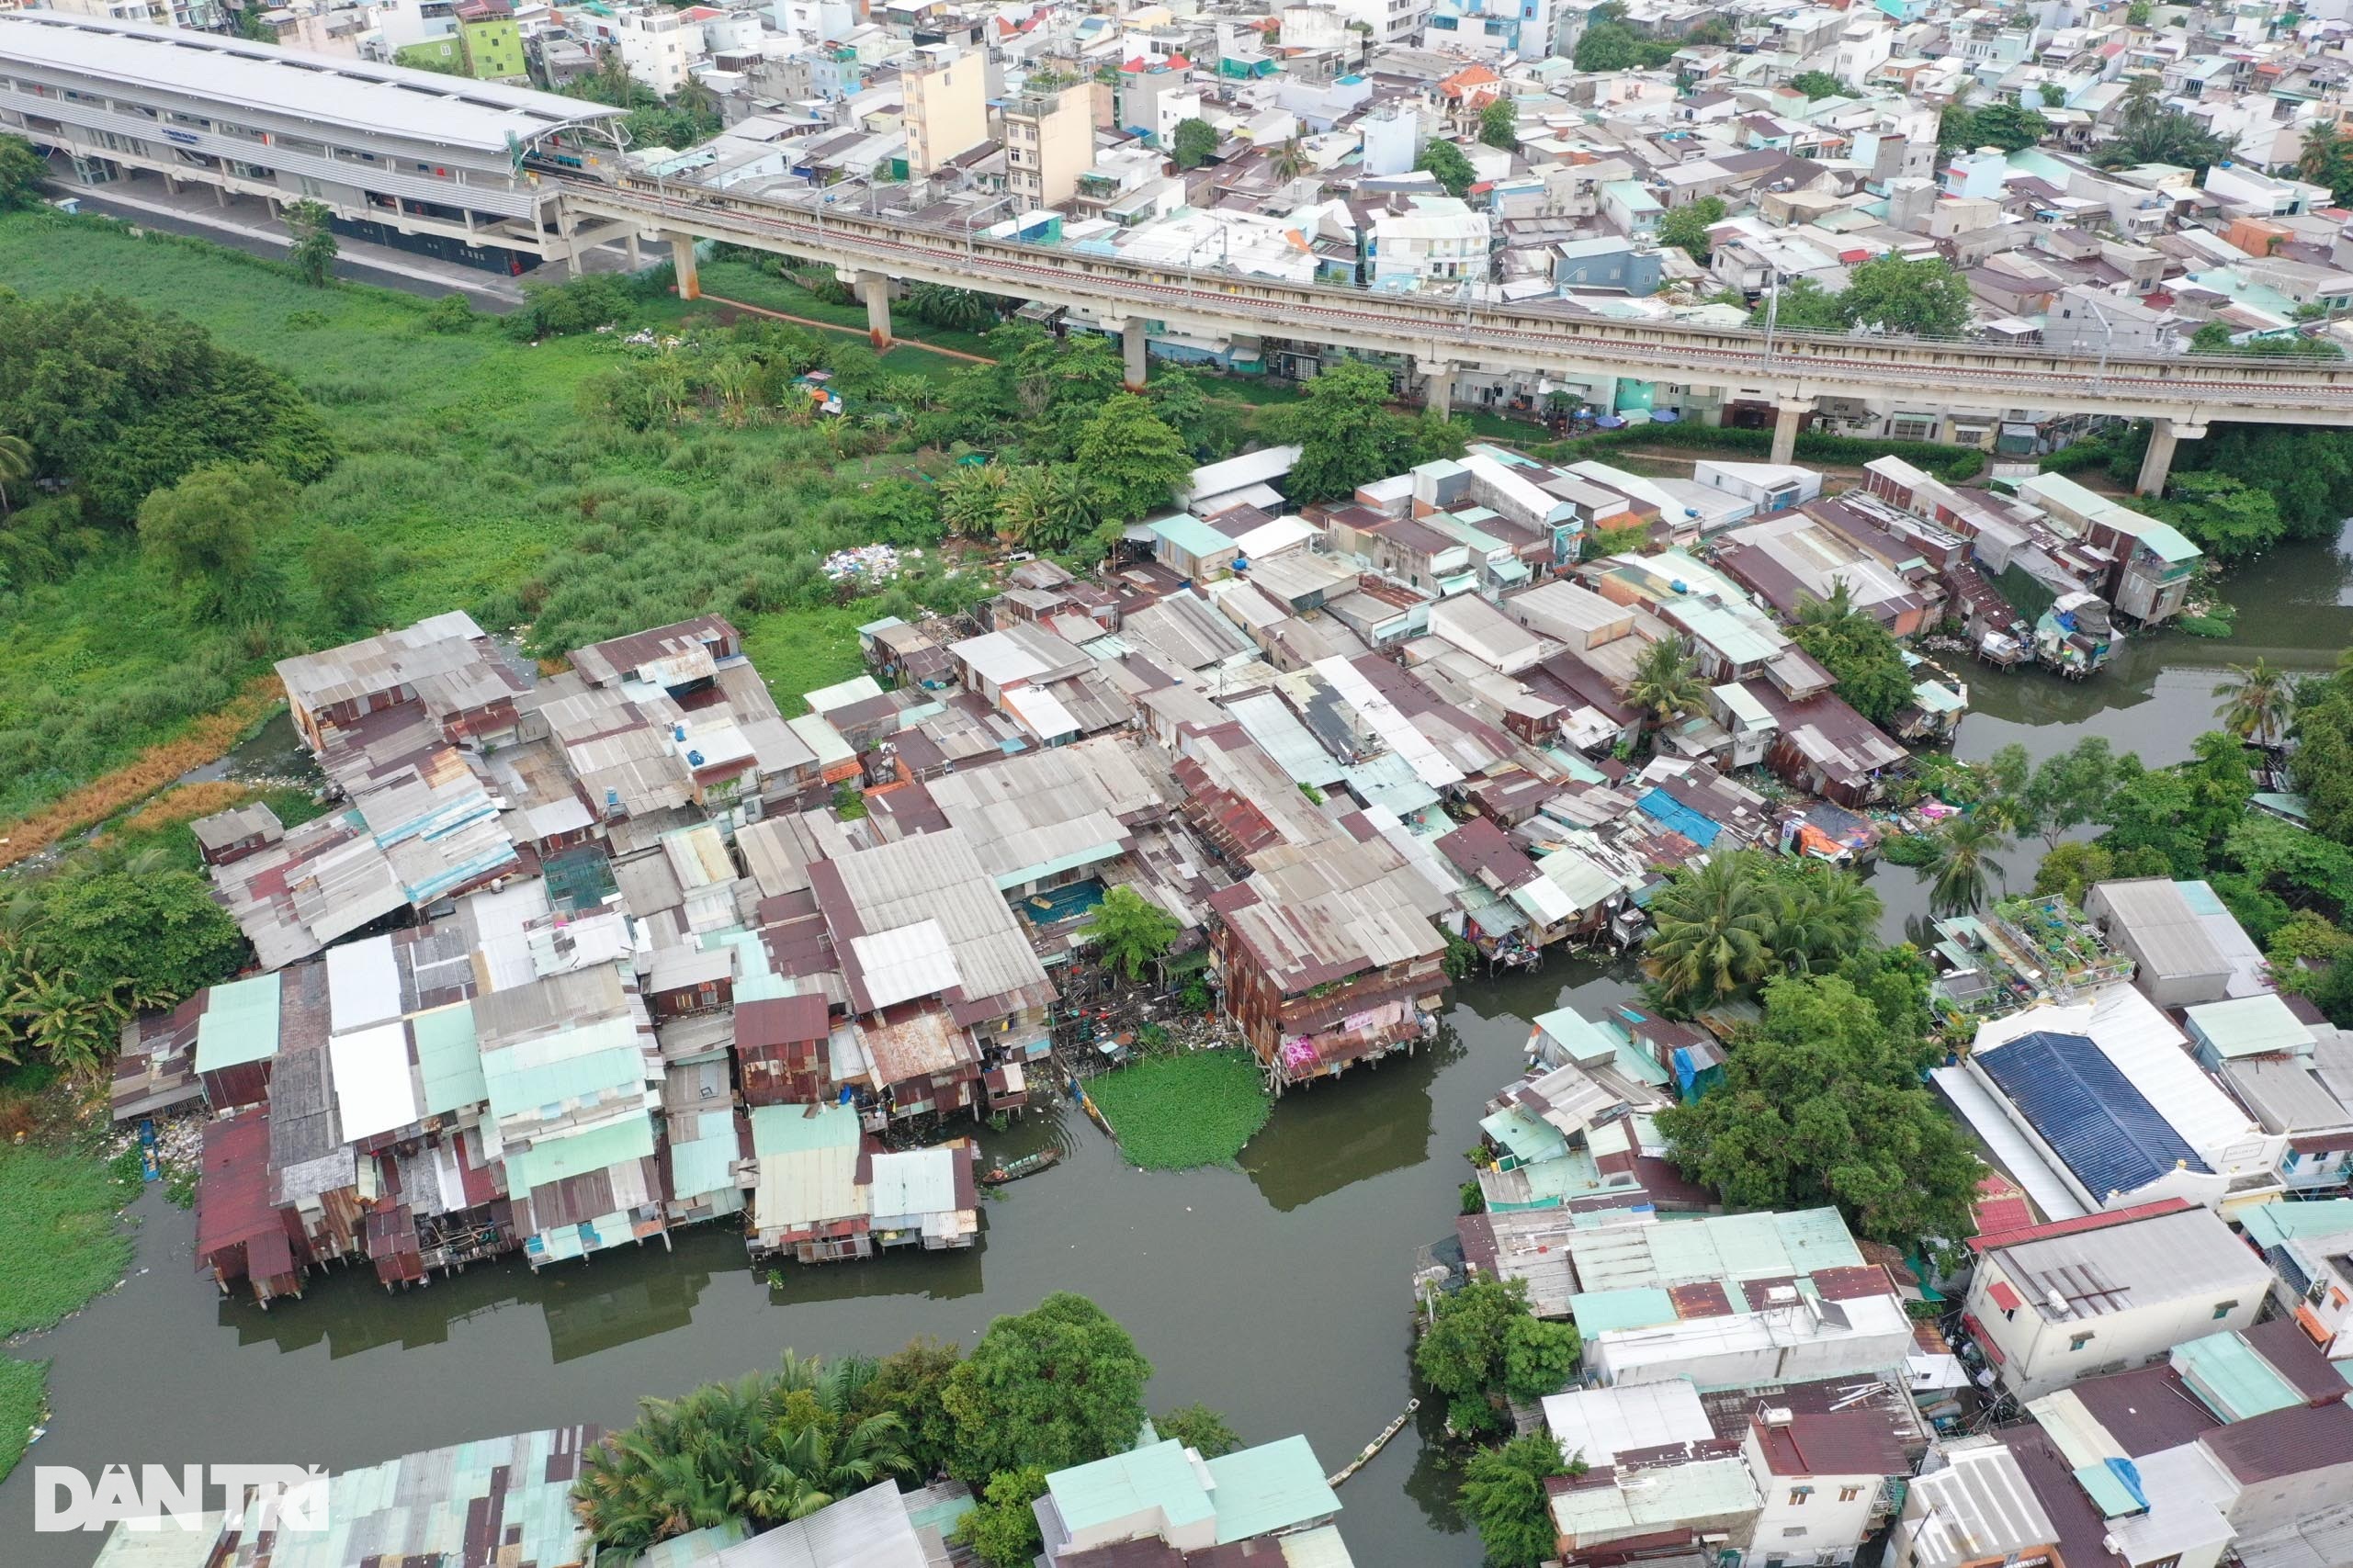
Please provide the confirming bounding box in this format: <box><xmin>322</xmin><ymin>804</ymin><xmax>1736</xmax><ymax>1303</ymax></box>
<box><xmin>0</xmin><ymin>1141</ymin><xmax>141</xmax><ymax>1483</ymax></box>
<box><xmin>1090</xmin><ymin>1049</ymin><xmax>1273</xmax><ymax>1170</ymax></box>
<box><xmin>1414</xmin><ymin>1277</ymin><xmax>1581</xmax><ymax>1438</ymax></box>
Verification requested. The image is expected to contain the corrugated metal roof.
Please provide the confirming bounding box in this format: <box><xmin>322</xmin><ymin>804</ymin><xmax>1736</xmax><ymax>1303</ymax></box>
<box><xmin>1202</xmin><ymin>1436</ymin><xmax>1339</xmax><ymax>1544</ymax></box>
<box><xmin>1975</xmin><ymin>1029</ymin><xmax>2209</xmax><ymax>1201</ymax></box>
<box><xmin>1898</xmin><ymin>1440</ymin><xmax>2056</xmax><ymax>1565</ymax></box>
<box><xmin>195</xmin><ymin>972</ymin><xmax>283</xmax><ymax>1073</ymax></box>
<box><xmin>504</xmin><ymin>1115</ymin><xmax>657</xmax><ymax>1195</ymax></box>
<box><xmin>2184</xmin><ymin>993</ymin><xmax>2313</xmax><ymax>1059</ymax></box>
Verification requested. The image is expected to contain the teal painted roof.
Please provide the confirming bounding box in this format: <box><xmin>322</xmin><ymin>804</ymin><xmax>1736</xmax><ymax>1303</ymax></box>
<box><xmin>2134</xmin><ymin>520</ymin><xmax>2200</xmax><ymax>563</ymax></box>
<box><xmin>2185</xmin><ymin>994</ymin><xmax>2310</xmax><ymax>1058</ymax></box>
<box><xmin>1048</xmin><ymin>1438</ymin><xmax>1215</xmax><ymax>1536</ymax></box>
<box><xmin>751</xmin><ymin>1100</ymin><xmax>861</xmax><ymax>1156</ymax></box>
<box><xmin>196</xmin><ymin>972</ymin><xmax>281</xmax><ymax>1073</ymax></box>
<box><xmin>1203</xmin><ymin>1436</ymin><xmax>1340</xmax><ymax>1543</ymax></box>
<box><xmin>2172</xmin><ymin>1332</ymin><xmax>2302</xmax><ymax>1423</ymax></box>
<box><xmin>503</xmin><ymin>1116</ymin><xmax>656</xmax><ymax>1195</ymax></box>
<box><xmin>2242</xmin><ymin>1196</ymin><xmax>2353</xmax><ymax>1248</ymax></box>
<box><xmin>1150</xmin><ymin>513</ymin><xmax>1239</xmax><ymax>560</ymax></box>
<box><xmin>412</xmin><ymin>1004</ymin><xmax>484</xmax><ymax>1117</ymax></box>
<box><xmin>2071</xmin><ymin>1460</ymin><xmax>2144</xmax><ymax>1519</ymax></box>
<box><xmin>1570</xmin><ymin>1286</ymin><xmax>1678</xmax><ymax>1334</ymax></box>
<box><xmin>667</xmin><ymin>1110</ymin><xmax>741</xmax><ymax>1201</ymax></box>
<box><xmin>1531</xmin><ymin>1004</ymin><xmax>1620</xmax><ymax>1065</ymax></box>
<box><xmin>1482</xmin><ymin>1105</ymin><xmax>1569</xmax><ymax>1166</ymax></box>
<box><xmin>480</xmin><ymin>1015</ymin><xmax>645</xmax><ymax>1118</ymax></box>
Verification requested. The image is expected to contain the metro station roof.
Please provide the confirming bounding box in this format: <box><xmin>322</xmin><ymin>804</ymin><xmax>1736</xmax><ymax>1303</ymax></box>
<box><xmin>0</xmin><ymin>12</ymin><xmax>624</xmax><ymax>154</ymax></box>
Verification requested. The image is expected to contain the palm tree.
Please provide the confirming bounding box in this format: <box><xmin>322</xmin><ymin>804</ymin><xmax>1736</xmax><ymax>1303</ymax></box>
<box><xmin>744</xmin><ymin>1411</ymin><xmax>910</xmax><ymax>1522</ymax></box>
<box><xmin>0</xmin><ymin>433</ymin><xmax>30</xmax><ymax>515</ymax></box>
<box><xmin>907</xmin><ymin>284</ymin><xmax>997</xmax><ymax>334</ymax></box>
<box><xmin>1004</xmin><ymin>466</ymin><xmax>1097</xmax><ymax>550</ymax></box>
<box><xmin>1643</xmin><ymin>851</ymin><xmax>1780</xmax><ymax>1006</ymax></box>
<box><xmin>1927</xmin><ymin>815</ymin><xmax>2007</xmax><ymax>916</ymax></box>
<box><xmin>936</xmin><ymin>463</ymin><xmax>1010</xmax><ymax>539</ymax></box>
<box><xmin>1270</xmin><ymin>134</ymin><xmax>1311</xmax><ymax>184</ymax></box>
<box><xmin>2214</xmin><ymin>658</ymin><xmax>2293</xmax><ymax>750</ymax></box>
<box><xmin>1620</xmin><ymin>637</ymin><xmax>1710</xmax><ymax>751</ymax></box>
<box><xmin>1793</xmin><ymin>579</ymin><xmax>1862</xmax><ymax>633</ymax></box>
<box><xmin>1775</xmin><ymin>864</ymin><xmax>1882</xmax><ymax>974</ymax></box>
<box><xmin>705</xmin><ymin>355</ymin><xmax>758</xmax><ymax>427</ymax></box>
<box><xmin>8</xmin><ymin>969</ymin><xmax>119</xmax><ymax>1078</ymax></box>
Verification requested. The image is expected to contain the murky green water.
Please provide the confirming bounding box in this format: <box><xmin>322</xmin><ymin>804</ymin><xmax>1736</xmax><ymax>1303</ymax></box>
<box><xmin>10</xmin><ymin>529</ymin><xmax>2350</xmax><ymax>1568</ymax></box>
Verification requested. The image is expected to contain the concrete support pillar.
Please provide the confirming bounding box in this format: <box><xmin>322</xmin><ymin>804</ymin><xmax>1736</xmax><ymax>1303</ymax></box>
<box><xmin>213</xmin><ymin>181</ymin><xmax>229</xmax><ymax>209</ymax></box>
<box><xmin>1120</xmin><ymin>318</ymin><xmax>1149</xmax><ymax>391</ymax></box>
<box><xmin>2135</xmin><ymin>417</ymin><xmax>2206</xmax><ymax>496</ymax></box>
<box><xmin>563</xmin><ymin>216</ymin><xmax>584</xmax><ymax>279</ymax></box>
<box><xmin>857</xmin><ymin>271</ymin><xmax>892</xmax><ymax>348</ymax></box>
<box><xmin>626</xmin><ymin>230</ymin><xmax>642</xmax><ymax>271</ymax></box>
<box><xmin>1770</xmin><ymin>400</ymin><xmax>1811</xmax><ymax>466</ymax></box>
<box><xmin>669</xmin><ymin>232</ymin><xmax>700</xmax><ymax>300</ymax></box>
<box><xmin>1420</xmin><ymin>353</ymin><xmax>1454</xmax><ymax>420</ymax></box>
<box><xmin>163</xmin><ymin>172</ymin><xmax>178</xmax><ymax>196</ymax></box>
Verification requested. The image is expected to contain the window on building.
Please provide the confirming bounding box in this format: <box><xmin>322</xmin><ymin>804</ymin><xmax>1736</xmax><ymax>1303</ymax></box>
<box><xmin>2213</xmin><ymin>1301</ymin><xmax>2239</xmax><ymax>1320</ymax></box>
<box><xmin>1838</xmin><ymin>1487</ymin><xmax>1863</xmax><ymax>1503</ymax></box>
<box><xmin>1788</xmin><ymin>1487</ymin><xmax>1812</xmax><ymax>1506</ymax></box>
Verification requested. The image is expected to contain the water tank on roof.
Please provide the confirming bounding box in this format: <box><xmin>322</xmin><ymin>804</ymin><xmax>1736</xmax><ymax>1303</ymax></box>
<box><xmin>1684</xmin><ymin>508</ymin><xmax>1699</xmax><ymax>518</ymax></box>
<box><xmin>605</xmin><ymin>787</ymin><xmax>621</xmax><ymax>809</ymax></box>
<box><xmin>1670</xmin><ymin>579</ymin><xmax>1689</xmax><ymax>593</ymax></box>
<box><xmin>687</xmin><ymin>750</ymin><xmax>705</xmax><ymax>767</ymax></box>
<box><xmin>673</xmin><ymin>723</ymin><xmax>686</xmax><ymax>741</ymax></box>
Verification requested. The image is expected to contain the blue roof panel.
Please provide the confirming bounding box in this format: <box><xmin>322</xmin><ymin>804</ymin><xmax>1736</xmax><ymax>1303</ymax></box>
<box><xmin>1635</xmin><ymin>786</ymin><xmax>1722</xmax><ymax>847</ymax></box>
<box><xmin>1977</xmin><ymin>1030</ymin><xmax>2210</xmax><ymax>1201</ymax></box>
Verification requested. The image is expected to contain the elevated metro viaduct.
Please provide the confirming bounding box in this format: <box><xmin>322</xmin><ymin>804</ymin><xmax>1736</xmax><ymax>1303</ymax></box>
<box><xmin>14</xmin><ymin>10</ymin><xmax>2353</xmax><ymax>493</ymax></box>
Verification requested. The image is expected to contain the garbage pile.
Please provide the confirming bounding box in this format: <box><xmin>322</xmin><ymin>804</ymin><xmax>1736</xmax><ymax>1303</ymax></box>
<box><xmin>824</xmin><ymin>543</ymin><xmax>912</xmax><ymax>582</ymax></box>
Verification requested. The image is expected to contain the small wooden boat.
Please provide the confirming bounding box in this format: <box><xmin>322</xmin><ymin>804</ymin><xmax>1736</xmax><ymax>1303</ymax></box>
<box><xmin>979</xmin><ymin>1148</ymin><xmax>1061</xmax><ymax>1186</ymax></box>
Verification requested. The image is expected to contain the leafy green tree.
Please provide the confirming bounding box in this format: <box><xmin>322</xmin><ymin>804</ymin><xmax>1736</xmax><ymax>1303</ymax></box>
<box><xmin>1789</xmin><ymin>71</ymin><xmax>1844</xmax><ymax>99</ymax></box>
<box><xmin>1156</xmin><ymin>1403</ymin><xmax>1241</xmax><ymax>1457</ymax></box>
<box><xmin>0</xmin><ymin>134</ymin><xmax>44</xmax><ymax>212</ymax></box>
<box><xmin>1644</xmin><ymin>851</ymin><xmax>1780</xmax><ymax>1006</ymax></box>
<box><xmin>1960</xmin><ymin>102</ymin><xmax>2051</xmax><ymax>152</ymax></box>
<box><xmin>1414</xmin><ymin>1278</ymin><xmax>1578</xmax><ymax>1436</ymax></box>
<box><xmin>137</xmin><ymin>461</ymin><xmax>296</xmax><ymax>625</ymax></box>
<box><xmin>1273</xmin><ymin>359</ymin><xmax>1399</xmax><ymax>503</ymax></box>
<box><xmin>1657</xmin><ymin>974</ymin><xmax>1980</xmax><ymax>1252</ymax></box>
<box><xmin>1927</xmin><ymin>815</ymin><xmax>2008</xmax><ymax>916</ymax></box>
<box><xmin>2292</xmin><ymin>666</ymin><xmax>2353</xmax><ymax>842</ymax></box>
<box><xmin>2033</xmin><ymin>840</ymin><xmax>2116</xmax><ymax>905</ymax></box>
<box><xmin>1620</xmin><ymin>635</ymin><xmax>1710</xmax><ymax>749</ymax></box>
<box><xmin>2150</xmin><ymin>470</ymin><xmax>2284</xmax><ymax>562</ymax></box>
<box><xmin>2213</xmin><ymin>658</ymin><xmax>2294</xmax><ymax>750</ymax></box>
<box><xmin>2127</xmin><ymin>0</ymin><xmax>2152</xmax><ymax>19</ymax></box>
<box><xmin>1073</xmin><ymin>393</ymin><xmax>1192</xmax><ymax>523</ymax></box>
<box><xmin>940</xmin><ymin>1293</ymin><xmax>1151</xmax><ymax>1483</ymax></box>
<box><xmin>1574</xmin><ymin>19</ymin><xmax>1646</xmax><ymax>70</ymax></box>
<box><xmin>956</xmin><ymin>1466</ymin><xmax>1049</xmax><ymax>1567</ymax></box>
<box><xmin>1837</xmin><ymin>254</ymin><xmax>1973</xmax><ymax>338</ymax></box>
<box><xmin>2102</xmin><ymin>735</ymin><xmax>2255</xmax><ymax>876</ymax></box>
<box><xmin>1478</xmin><ymin>97</ymin><xmax>1520</xmax><ymax>152</ymax></box>
<box><xmin>33</xmin><ymin>867</ymin><xmax>246</xmax><ymax>1010</ymax></box>
<box><xmin>1747</xmin><ymin>276</ymin><xmax>1847</xmax><ymax>333</ymax></box>
<box><xmin>906</xmin><ymin>283</ymin><xmax>1001</xmax><ymax>333</ymax></box>
<box><xmin>2098</xmin><ymin>76</ymin><xmax>2231</xmax><ymax>171</ymax></box>
<box><xmin>1415</xmin><ymin>137</ymin><xmax>1477</xmax><ymax>197</ymax></box>
<box><xmin>1002</xmin><ymin>464</ymin><xmax>1099</xmax><ymax>551</ymax></box>
<box><xmin>2040</xmin><ymin>82</ymin><xmax>2066</xmax><ymax>108</ymax></box>
<box><xmin>1172</xmin><ymin>118</ymin><xmax>1218</xmax><ymax>170</ymax></box>
<box><xmin>1081</xmin><ymin>886</ymin><xmax>1181</xmax><ymax>979</ymax></box>
<box><xmin>306</xmin><ymin>527</ymin><xmax>380</xmax><ymax>634</ymax></box>
<box><xmin>2006</xmin><ymin>736</ymin><xmax>2117</xmax><ymax>848</ymax></box>
<box><xmin>7</xmin><ymin>969</ymin><xmax>131</xmax><ymax>1079</ymax></box>
<box><xmin>1656</xmin><ymin>196</ymin><xmax>1725</xmax><ymax>263</ymax></box>
<box><xmin>1460</xmin><ymin>1435</ymin><xmax>1569</xmax><ymax>1568</ymax></box>
<box><xmin>284</xmin><ymin>198</ymin><xmax>339</xmax><ymax>288</ymax></box>
<box><xmin>1789</xmin><ymin>582</ymin><xmax>1913</xmax><ymax>726</ymax></box>
<box><xmin>851</xmin><ymin>1337</ymin><xmax>962</xmax><ymax>1481</ymax></box>
<box><xmin>938</xmin><ymin>462</ymin><xmax>1012</xmax><ymax>538</ymax></box>
<box><xmin>0</xmin><ymin>290</ymin><xmax>336</xmax><ymax>524</ymax></box>
<box><xmin>2302</xmin><ymin>120</ymin><xmax>2353</xmax><ymax>206</ymax></box>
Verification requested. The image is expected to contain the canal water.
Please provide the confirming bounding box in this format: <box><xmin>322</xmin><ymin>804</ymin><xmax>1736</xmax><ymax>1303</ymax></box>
<box><xmin>8</xmin><ymin>526</ymin><xmax>2350</xmax><ymax>1568</ymax></box>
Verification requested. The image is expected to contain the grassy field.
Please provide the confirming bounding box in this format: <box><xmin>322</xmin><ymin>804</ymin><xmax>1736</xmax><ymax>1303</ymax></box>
<box><xmin>1091</xmin><ymin>1050</ymin><xmax>1273</xmax><ymax>1171</ymax></box>
<box><xmin>0</xmin><ymin>1142</ymin><xmax>139</xmax><ymax>1483</ymax></box>
<box><xmin>0</xmin><ymin>214</ymin><xmax>977</xmax><ymax>828</ymax></box>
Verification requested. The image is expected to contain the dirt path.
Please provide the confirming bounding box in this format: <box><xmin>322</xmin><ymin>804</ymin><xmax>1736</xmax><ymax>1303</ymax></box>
<box><xmin>0</xmin><ymin>678</ymin><xmax>284</xmax><ymax>871</ymax></box>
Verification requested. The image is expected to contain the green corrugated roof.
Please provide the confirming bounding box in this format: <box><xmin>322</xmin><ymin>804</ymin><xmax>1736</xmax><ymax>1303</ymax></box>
<box><xmin>2242</xmin><ymin>1196</ymin><xmax>2353</xmax><ymax>1249</ymax></box>
<box><xmin>1482</xmin><ymin>1106</ymin><xmax>1569</xmax><ymax>1166</ymax></box>
<box><xmin>412</xmin><ymin>1004</ymin><xmax>485</xmax><ymax>1117</ymax></box>
<box><xmin>2172</xmin><ymin>1332</ymin><xmax>2302</xmax><ymax>1423</ymax></box>
<box><xmin>2184</xmin><ymin>994</ymin><xmax>2311</xmax><ymax>1058</ymax></box>
<box><xmin>195</xmin><ymin>972</ymin><xmax>281</xmax><ymax>1073</ymax></box>
<box><xmin>503</xmin><ymin>1115</ymin><xmax>656</xmax><ymax>1195</ymax></box>
<box><xmin>668</xmin><ymin>1110</ymin><xmax>741</xmax><ymax>1201</ymax></box>
<box><xmin>750</xmin><ymin>1100</ymin><xmax>860</xmax><ymax>1156</ymax></box>
<box><xmin>1150</xmin><ymin>513</ymin><xmax>1239</xmax><ymax>561</ymax></box>
<box><xmin>1531</xmin><ymin>1004</ymin><xmax>1620</xmax><ymax>1066</ymax></box>
<box><xmin>2072</xmin><ymin>1461</ymin><xmax>2143</xmax><ymax>1519</ymax></box>
<box><xmin>480</xmin><ymin>1015</ymin><xmax>646</xmax><ymax>1117</ymax></box>
<box><xmin>1048</xmin><ymin>1439</ymin><xmax>1215</xmax><ymax>1536</ymax></box>
<box><xmin>1570</xmin><ymin>1286</ymin><xmax>1678</xmax><ymax>1335</ymax></box>
<box><xmin>2134</xmin><ymin>519</ymin><xmax>2200</xmax><ymax>562</ymax></box>
<box><xmin>1203</xmin><ymin>1436</ymin><xmax>1339</xmax><ymax>1543</ymax></box>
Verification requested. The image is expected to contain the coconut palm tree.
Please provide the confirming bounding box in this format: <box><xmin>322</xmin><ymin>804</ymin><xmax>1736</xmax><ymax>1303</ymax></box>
<box><xmin>1643</xmin><ymin>851</ymin><xmax>1780</xmax><ymax>1005</ymax></box>
<box><xmin>1927</xmin><ymin>815</ymin><xmax>2007</xmax><ymax>916</ymax></box>
<box><xmin>1269</xmin><ymin>134</ymin><xmax>1312</xmax><ymax>184</ymax></box>
<box><xmin>1620</xmin><ymin>636</ymin><xmax>1710</xmax><ymax>751</ymax></box>
<box><xmin>1775</xmin><ymin>863</ymin><xmax>1882</xmax><ymax>974</ymax></box>
<box><xmin>8</xmin><ymin>969</ymin><xmax>119</xmax><ymax>1078</ymax></box>
<box><xmin>0</xmin><ymin>433</ymin><xmax>31</xmax><ymax>514</ymax></box>
<box><xmin>2213</xmin><ymin>658</ymin><xmax>2294</xmax><ymax>750</ymax></box>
